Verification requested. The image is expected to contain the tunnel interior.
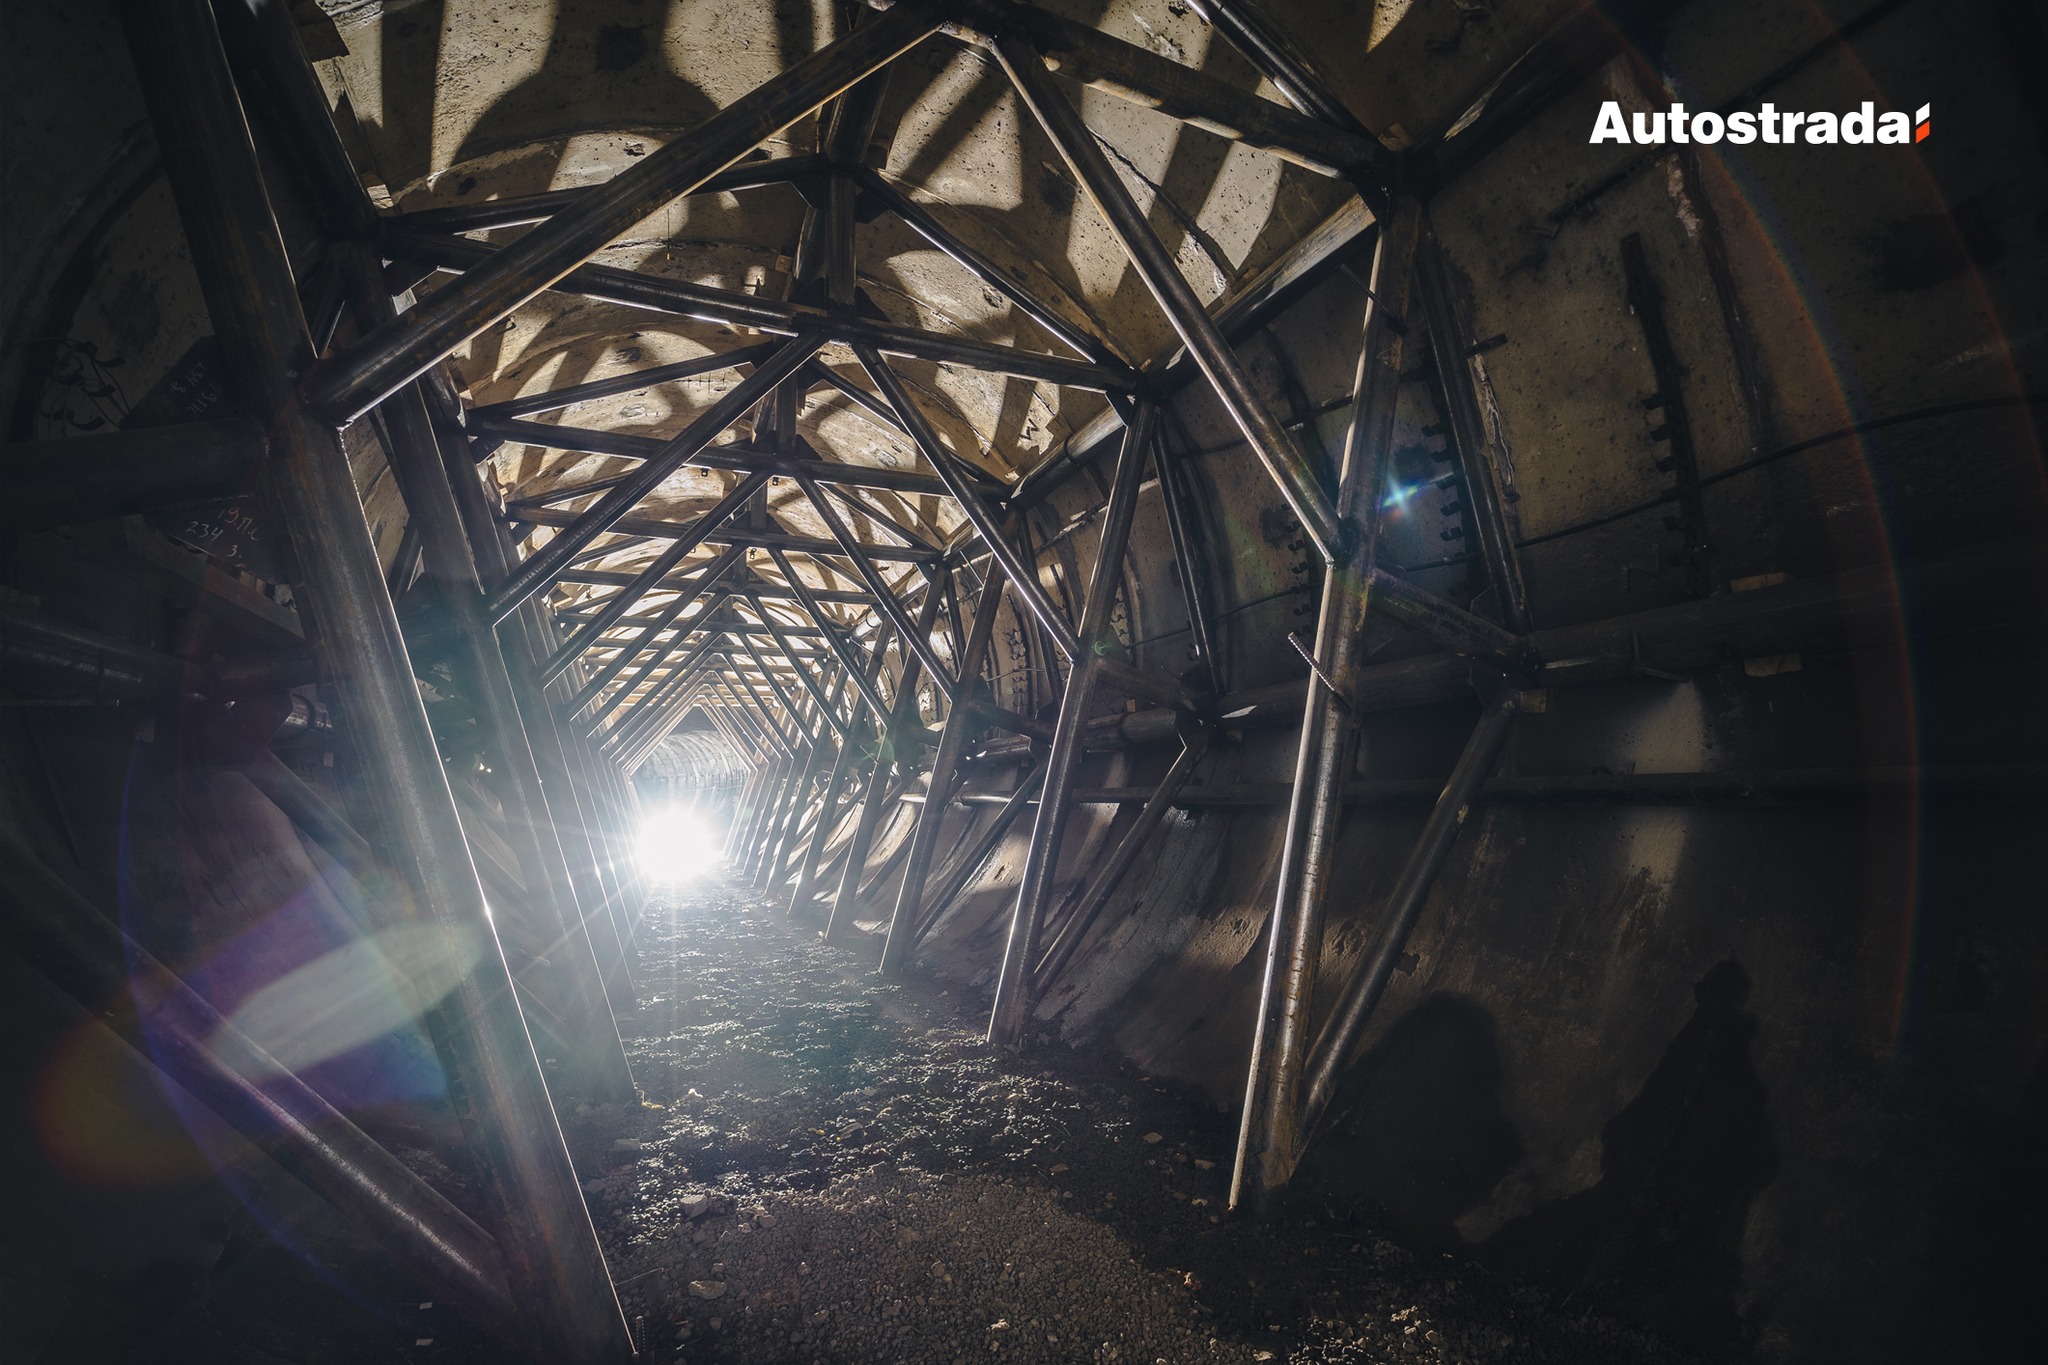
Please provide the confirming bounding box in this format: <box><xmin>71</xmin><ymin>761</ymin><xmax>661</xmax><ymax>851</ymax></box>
<box><xmin>2</xmin><ymin>1</ymin><xmax>2045</xmax><ymax>1362</ymax></box>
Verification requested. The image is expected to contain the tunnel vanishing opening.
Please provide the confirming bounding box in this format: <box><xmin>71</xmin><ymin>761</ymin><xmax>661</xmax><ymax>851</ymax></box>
<box><xmin>2</xmin><ymin>0</ymin><xmax>2044</xmax><ymax>1362</ymax></box>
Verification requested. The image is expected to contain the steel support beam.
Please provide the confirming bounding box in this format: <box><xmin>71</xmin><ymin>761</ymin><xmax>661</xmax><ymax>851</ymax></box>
<box><xmin>394</xmin><ymin>158</ymin><xmax>821</xmax><ymax>236</ymax></box>
<box><xmin>823</xmin><ymin>586</ymin><xmax>947</xmax><ymax>942</ymax></box>
<box><xmin>422</xmin><ymin>370</ymin><xmax>646</xmax><ymax>1020</ymax></box>
<box><xmin>953</xmin><ymin>0</ymin><xmax>1388</xmax><ymax>180</ymax></box>
<box><xmin>764</xmin><ymin>671</ymin><xmax>851</xmax><ymax>891</ymax></box>
<box><xmin>788</xmin><ymin>728</ymin><xmax>865</xmax><ymax>917</ymax></box>
<box><xmin>1155</xmin><ymin>424</ymin><xmax>1224</xmax><ymax>691</ymax></box>
<box><xmin>0</xmin><ymin>825</ymin><xmax>519</xmax><ymax>1339</ymax></box>
<box><xmin>116</xmin><ymin>1</ymin><xmax>630</xmax><ymax>1356</ymax></box>
<box><xmin>851</xmin><ymin>166</ymin><xmax>1118</xmax><ymax>365</ymax></box>
<box><xmin>741</xmin><ymin>593</ymin><xmax>854</xmax><ymax>740</ymax></box>
<box><xmin>1232</xmin><ymin>200</ymin><xmax>1421</xmax><ymax>1216</ymax></box>
<box><xmin>377</xmin><ymin>228</ymin><xmax>1135</xmax><ymax>394</ymax></box>
<box><xmin>995</xmin><ymin>32</ymin><xmax>1346</xmax><ymax>564</ymax></box>
<box><xmin>487</xmin><ymin>337</ymin><xmax>822</xmax><ymax>620</ymax></box>
<box><xmin>880</xmin><ymin>568</ymin><xmax>1007</xmax><ymax>974</ymax></box>
<box><xmin>485</xmin><ymin>418</ymin><xmax>957</xmax><ymax>500</ymax></box>
<box><xmin>1181</xmin><ymin>0</ymin><xmax>1370</xmax><ymax>132</ymax></box>
<box><xmin>340</xmin><ymin>246</ymin><xmax>637</xmax><ymax>1103</ymax></box>
<box><xmin>473</xmin><ymin>340</ymin><xmax>786</xmax><ymax>424</ymax></box>
<box><xmin>1006</xmin><ymin>195</ymin><xmax>1376</xmax><ymax>515</ymax></box>
<box><xmin>543</xmin><ymin>538</ymin><xmax>708</xmax><ymax>684</ymax></box>
<box><xmin>1415</xmin><ymin>211</ymin><xmax>1532</xmax><ymax>632</ymax></box>
<box><xmin>786</xmin><ymin>620</ymin><xmax>891</xmax><ymax>917</ymax></box>
<box><xmin>916</xmin><ymin>764</ymin><xmax>1046</xmax><ymax>944</ymax></box>
<box><xmin>304</xmin><ymin>2</ymin><xmax>945</xmax><ymax>421</ymax></box>
<box><xmin>987</xmin><ymin>404</ymin><xmax>1155</xmax><ymax>1048</ymax></box>
<box><xmin>511</xmin><ymin>505</ymin><xmax>941</xmax><ymax>564</ymax></box>
<box><xmin>856</xmin><ymin>344</ymin><xmax>1080</xmax><ymax>660</ymax></box>
<box><xmin>1295</xmin><ymin>687</ymin><xmax>1522</xmax><ymax>1141</ymax></box>
<box><xmin>1031</xmin><ymin>727</ymin><xmax>1211</xmax><ymax>994</ymax></box>
<box><xmin>579</xmin><ymin>586</ymin><xmax>737</xmax><ymax>728</ymax></box>
<box><xmin>568</xmin><ymin>541</ymin><xmax>749</xmax><ymax>713</ymax></box>
<box><xmin>1365</xmin><ymin>566</ymin><xmax>1527</xmax><ymax>664</ymax></box>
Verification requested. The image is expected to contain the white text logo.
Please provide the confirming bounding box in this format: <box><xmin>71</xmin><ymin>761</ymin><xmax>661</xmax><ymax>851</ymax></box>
<box><xmin>1590</xmin><ymin>101</ymin><xmax>1930</xmax><ymax>146</ymax></box>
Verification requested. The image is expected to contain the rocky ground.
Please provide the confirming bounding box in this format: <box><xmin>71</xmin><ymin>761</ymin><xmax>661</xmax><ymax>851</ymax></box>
<box><xmin>556</xmin><ymin>879</ymin><xmax>1700</xmax><ymax>1365</ymax></box>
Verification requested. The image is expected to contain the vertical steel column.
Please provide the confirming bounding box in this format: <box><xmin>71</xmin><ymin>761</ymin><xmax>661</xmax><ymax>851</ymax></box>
<box><xmin>742</xmin><ymin>675</ymin><xmax>817</xmax><ymax>884</ymax></box>
<box><xmin>723</xmin><ymin>737</ymin><xmax>782</xmax><ymax>869</ymax></box>
<box><xmin>916</xmin><ymin>764</ymin><xmax>1047</xmax><ymax>944</ymax></box>
<box><xmin>722</xmin><ymin>671</ymin><xmax>792</xmax><ymax>847</ymax></box>
<box><xmin>1230</xmin><ymin>201</ymin><xmax>1421</xmax><ymax>1215</ymax></box>
<box><xmin>341</xmin><ymin>249</ymin><xmax>637</xmax><ymax>1104</ymax></box>
<box><xmin>1295</xmin><ymin>685</ymin><xmax>1521</xmax><ymax>1142</ymax></box>
<box><xmin>114</xmin><ymin>1</ymin><xmax>631</xmax><ymax>1356</ymax></box>
<box><xmin>758</xmin><ymin>732</ymin><xmax>824</xmax><ymax>890</ymax></box>
<box><xmin>730</xmin><ymin>637</ymin><xmax>806</xmax><ymax>881</ymax></box>
<box><xmin>725</xmin><ymin>759</ymin><xmax>768</xmax><ymax>860</ymax></box>
<box><xmin>423</xmin><ymin>375</ymin><xmax>643</xmax><ymax>1014</ymax></box>
<box><xmin>0</xmin><ymin>824</ymin><xmax>518</xmax><ymax>1337</ymax></box>
<box><xmin>987</xmin><ymin>405</ymin><xmax>1155</xmax><ymax>1048</ymax></box>
<box><xmin>211</xmin><ymin>0</ymin><xmax>644</xmax><ymax>944</ymax></box>
<box><xmin>560</xmin><ymin>654</ymin><xmax>648</xmax><ymax>932</ymax></box>
<box><xmin>743</xmin><ymin>753</ymin><xmax>798</xmax><ymax>881</ymax></box>
<box><xmin>880</xmin><ymin>569</ymin><xmax>1008</xmax><ymax>974</ymax></box>
<box><xmin>766</xmin><ymin>666</ymin><xmax>851</xmax><ymax>891</ymax></box>
<box><xmin>822</xmin><ymin>586</ymin><xmax>946</xmax><ymax>943</ymax></box>
<box><xmin>787</xmin><ymin>730</ymin><xmax>862</xmax><ymax>915</ymax></box>
<box><xmin>786</xmin><ymin>617</ymin><xmax>894</xmax><ymax>915</ymax></box>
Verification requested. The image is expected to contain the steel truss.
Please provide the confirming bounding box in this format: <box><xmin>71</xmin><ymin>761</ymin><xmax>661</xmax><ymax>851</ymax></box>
<box><xmin>8</xmin><ymin>2</ymin><xmax>2023</xmax><ymax>1356</ymax></box>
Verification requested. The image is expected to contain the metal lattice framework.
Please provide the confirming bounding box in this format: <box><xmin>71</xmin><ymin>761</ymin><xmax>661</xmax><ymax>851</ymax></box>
<box><xmin>10</xmin><ymin>1</ymin><xmax>2026</xmax><ymax>1359</ymax></box>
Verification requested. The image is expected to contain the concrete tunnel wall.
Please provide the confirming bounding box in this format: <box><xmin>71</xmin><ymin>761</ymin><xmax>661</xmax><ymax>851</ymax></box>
<box><xmin>2</xmin><ymin>1</ymin><xmax>2043</xmax><ymax>1361</ymax></box>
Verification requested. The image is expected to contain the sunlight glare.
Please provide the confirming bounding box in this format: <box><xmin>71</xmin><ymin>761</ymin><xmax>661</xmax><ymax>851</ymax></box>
<box><xmin>635</xmin><ymin>806</ymin><xmax>721</xmax><ymax>884</ymax></box>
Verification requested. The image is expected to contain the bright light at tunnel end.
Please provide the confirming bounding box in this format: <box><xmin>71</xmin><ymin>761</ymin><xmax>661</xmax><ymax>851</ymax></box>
<box><xmin>634</xmin><ymin>806</ymin><xmax>722</xmax><ymax>885</ymax></box>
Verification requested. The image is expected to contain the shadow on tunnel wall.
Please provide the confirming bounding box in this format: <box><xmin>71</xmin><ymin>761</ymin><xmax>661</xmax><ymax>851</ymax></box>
<box><xmin>1297</xmin><ymin>963</ymin><xmax>1778</xmax><ymax>1360</ymax></box>
<box><xmin>1484</xmin><ymin>961</ymin><xmax>1777</xmax><ymax>1362</ymax></box>
<box><xmin>1290</xmin><ymin>994</ymin><xmax>1522</xmax><ymax>1254</ymax></box>
<box><xmin>450</xmin><ymin>3</ymin><xmax>721</xmax><ymax>171</ymax></box>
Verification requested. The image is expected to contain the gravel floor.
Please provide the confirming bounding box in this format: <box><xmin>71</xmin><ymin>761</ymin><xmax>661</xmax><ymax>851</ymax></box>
<box><xmin>560</xmin><ymin>881</ymin><xmax>1700</xmax><ymax>1365</ymax></box>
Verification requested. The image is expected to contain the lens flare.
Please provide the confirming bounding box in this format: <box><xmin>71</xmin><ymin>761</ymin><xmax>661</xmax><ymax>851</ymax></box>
<box><xmin>635</xmin><ymin>806</ymin><xmax>721</xmax><ymax>884</ymax></box>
